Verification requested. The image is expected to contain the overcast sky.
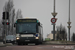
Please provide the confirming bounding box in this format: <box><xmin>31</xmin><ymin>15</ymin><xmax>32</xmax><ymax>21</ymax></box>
<box><xmin>0</xmin><ymin>0</ymin><xmax>75</xmax><ymax>40</ymax></box>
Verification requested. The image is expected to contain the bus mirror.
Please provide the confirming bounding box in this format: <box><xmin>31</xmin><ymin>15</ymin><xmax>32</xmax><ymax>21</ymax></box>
<box><xmin>38</xmin><ymin>22</ymin><xmax>40</xmax><ymax>26</ymax></box>
<box><xmin>14</xmin><ymin>23</ymin><xmax>16</xmax><ymax>27</ymax></box>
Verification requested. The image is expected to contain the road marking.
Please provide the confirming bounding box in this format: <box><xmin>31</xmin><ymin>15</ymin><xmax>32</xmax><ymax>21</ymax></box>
<box><xmin>37</xmin><ymin>46</ymin><xmax>75</xmax><ymax>50</ymax></box>
<box><xmin>37</xmin><ymin>46</ymin><xmax>54</xmax><ymax>49</ymax></box>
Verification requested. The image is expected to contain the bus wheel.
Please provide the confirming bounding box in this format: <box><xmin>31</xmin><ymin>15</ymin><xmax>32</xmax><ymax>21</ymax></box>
<box><xmin>25</xmin><ymin>43</ymin><xmax>28</xmax><ymax>45</ymax></box>
<box><xmin>23</xmin><ymin>43</ymin><xmax>25</xmax><ymax>45</ymax></box>
<box><xmin>17</xmin><ymin>42</ymin><xmax>21</xmax><ymax>45</ymax></box>
<box><xmin>35</xmin><ymin>43</ymin><xmax>39</xmax><ymax>45</ymax></box>
<box><xmin>40</xmin><ymin>41</ymin><xmax>43</xmax><ymax>44</ymax></box>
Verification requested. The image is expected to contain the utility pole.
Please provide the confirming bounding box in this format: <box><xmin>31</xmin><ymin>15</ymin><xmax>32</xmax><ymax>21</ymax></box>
<box><xmin>51</xmin><ymin>0</ymin><xmax>57</xmax><ymax>40</ymax></box>
<box><xmin>67</xmin><ymin>0</ymin><xmax>71</xmax><ymax>41</ymax></box>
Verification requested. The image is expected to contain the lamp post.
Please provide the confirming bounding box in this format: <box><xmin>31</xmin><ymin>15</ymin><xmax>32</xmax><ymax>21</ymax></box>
<box><xmin>67</xmin><ymin>0</ymin><xmax>71</xmax><ymax>41</ymax></box>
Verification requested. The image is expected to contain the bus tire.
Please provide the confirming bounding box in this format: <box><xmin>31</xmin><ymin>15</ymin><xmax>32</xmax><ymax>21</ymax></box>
<box><xmin>38</xmin><ymin>41</ymin><xmax>42</xmax><ymax>44</ymax></box>
<box><xmin>35</xmin><ymin>43</ymin><xmax>39</xmax><ymax>45</ymax></box>
<box><xmin>17</xmin><ymin>42</ymin><xmax>21</xmax><ymax>45</ymax></box>
<box><xmin>25</xmin><ymin>43</ymin><xmax>28</xmax><ymax>45</ymax></box>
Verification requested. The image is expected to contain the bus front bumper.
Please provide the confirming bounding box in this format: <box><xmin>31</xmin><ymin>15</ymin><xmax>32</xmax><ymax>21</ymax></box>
<box><xmin>16</xmin><ymin>37</ymin><xmax>39</xmax><ymax>43</ymax></box>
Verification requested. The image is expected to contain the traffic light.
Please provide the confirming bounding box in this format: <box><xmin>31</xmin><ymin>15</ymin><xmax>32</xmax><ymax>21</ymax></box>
<box><xmin>14</xmin><ymin>23</ymin><xmax>16</xmax><ymax>27</ymax></box>
<box><xmin>6</xmin><ymin>22</ymin><xmax>9</xmax><ymax>25</ymax></box>
<box><xmin>2</xmin><ymin>12</ymin><xmax>9</xmax><ymax>19</ymax></box>
<box><xmin>2</xmin><ymin>22</ymin><xmax>4</xmax><ymax>25</ymax></box>
<box><xmin>2</xmin><ymin>22</ymin><xmax>10</xmax><ymax>25</ymax></box>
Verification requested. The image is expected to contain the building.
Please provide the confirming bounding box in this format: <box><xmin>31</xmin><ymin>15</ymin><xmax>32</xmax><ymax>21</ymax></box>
<box><xmin>47</xmin><ymin>33</ymin><xmax>53</xmax><ymax>40</ymax></box>
<box><xmin>47</xmin><ymin>31</ymin><xmax>57</xmax><ymax>40</ymax></box>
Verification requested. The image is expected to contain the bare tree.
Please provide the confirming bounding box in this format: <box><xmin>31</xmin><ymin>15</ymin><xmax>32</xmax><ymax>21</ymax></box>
<box><xmin>0</xmin><ymin>20</ymin><xmax>3</xmax><ymax>36</ymax></box>
<box><xmin>16</xmin><ymin>9</ymin><xmax>23</xmax><ymax>20</ymax></box>
<box><xmin>3</xmin><ymin>0</ymin><xmax>14</xmax><ymax>12</ymax></box>
<box><xmin>3</xmin><ymin>0</ymin><xmax>14</xmax><ymax>35</ymax></box>
<box><xmin>11</xmin><ymin>8</ymin><xmax>15</xmax><ymax>35</ymax></box>
<box><xmin>72</xmin><ymin>33</ymin><xmax>75</xmax><ymax>41</ymax></box>
<box><xmin>3</xmin><ymin>0</ymin><xmax>23</xmax><ymax>35</ymax></box>
<box><xmin>56</xmin><ymin>24</ymin><xmax>67</xmax><ymax>41</ymax></box>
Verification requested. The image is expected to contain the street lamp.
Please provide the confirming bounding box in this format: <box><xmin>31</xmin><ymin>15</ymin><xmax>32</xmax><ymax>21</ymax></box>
<box><xmin>67</xmin><ymin>0</ymin><xmax>71</xmax><ymax>41</ymax></box>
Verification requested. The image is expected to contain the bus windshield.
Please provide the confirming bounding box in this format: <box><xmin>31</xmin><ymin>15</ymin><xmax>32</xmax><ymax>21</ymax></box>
<box><xmin>16</xmin><ymin>23</ymin><xmax>37</xmax><ymax>33</ymax></box>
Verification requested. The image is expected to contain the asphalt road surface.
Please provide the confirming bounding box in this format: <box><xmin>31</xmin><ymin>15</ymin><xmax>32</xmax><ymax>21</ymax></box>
<box><xmin>0</xmin><ymin>43</ymin><xmax>75</xmax><ymax>50</ymax></box>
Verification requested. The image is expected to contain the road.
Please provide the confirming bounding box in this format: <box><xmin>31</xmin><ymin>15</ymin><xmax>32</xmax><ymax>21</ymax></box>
<box><xmin>0</xmin><ymin>43</ymin><xmax>75</xmax><ymax>50</ymax></box>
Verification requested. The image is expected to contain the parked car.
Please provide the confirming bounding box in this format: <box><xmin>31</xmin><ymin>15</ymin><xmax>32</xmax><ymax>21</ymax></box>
<box><xmin>3</xmin><ymin>35</ymin><xmax>16</xmax><ymax>44</ymax></box>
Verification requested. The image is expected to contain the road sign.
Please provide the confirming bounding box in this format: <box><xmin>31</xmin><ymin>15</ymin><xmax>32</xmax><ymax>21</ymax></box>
<box><xmin>51</xmin><ymin>12</ymin><xmax>57</xmax><ymax>17</ymax></box>
<box><xmin>51</xmin><ymin>18</ymin><xmax>57</xmax><ymax>23</ymax></box>
<box><xmin>67</xmin><ymin>26</ymin><xmax>71</xmax><ymax>28</ymax></box>
<box><xmin>67</xmin><ymin>22</ymin><xmax>71</xmax><ymax>24</ymax></box>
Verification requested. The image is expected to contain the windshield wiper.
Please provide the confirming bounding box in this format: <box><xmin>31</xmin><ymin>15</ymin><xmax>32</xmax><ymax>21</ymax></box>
<box><xmin>20</xmin><ymin>31</ymin><xmax>28</xmax><ymax>33</ymax></box>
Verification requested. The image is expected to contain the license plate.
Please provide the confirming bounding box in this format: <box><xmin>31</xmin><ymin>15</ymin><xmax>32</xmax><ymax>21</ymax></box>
<box><xmin>25</xmin><ymin>40</ymin><xmax>30</xmax><ymax>41</ymax></box>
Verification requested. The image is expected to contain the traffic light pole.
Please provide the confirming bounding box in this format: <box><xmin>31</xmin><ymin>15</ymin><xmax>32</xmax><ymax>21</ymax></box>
<box><xmin>4</xmin><ymin>12</ymin><xmax>7</xmax><ymax>44</ymax></box>
<box><xmin>2</xmin><ymin>12</ymin><xmax>9</xmax><ymax>44</ymax></box>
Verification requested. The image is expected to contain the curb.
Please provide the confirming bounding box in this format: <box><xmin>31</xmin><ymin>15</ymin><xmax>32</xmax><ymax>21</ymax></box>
<box><xmin>5</xmin><ymin>43</ymin><xmax>13</xmax><ymax>46</ymax></box>
<box><xmin>43</xmin><ymin>43</ymin><xmax>75</xmax><ymax>45</ymax></box>
<box><xmin>0</xmin><ymin>42</ymin><xmax>6</xmax><ymax>47</ymax></box>
<box><xmin>43</xmin><ymin>42</ymin><xmax>75</xmax><ymax>45</ymax></box>
<box><xmin>0</xmin><ymin>42</ymin><xmax>13</xmax><ymax>47</ymax></box>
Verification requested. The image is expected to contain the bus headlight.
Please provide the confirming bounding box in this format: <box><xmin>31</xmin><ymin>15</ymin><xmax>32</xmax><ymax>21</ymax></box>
<box><xmin>16</xmin><ymin>37</ymin><xmax>19</xmax><ymax>40</ymax></box>
<box><xmin>35</xmin><ymin>37</ymin><xmax>39</xmax><ymax>39</ymax></box>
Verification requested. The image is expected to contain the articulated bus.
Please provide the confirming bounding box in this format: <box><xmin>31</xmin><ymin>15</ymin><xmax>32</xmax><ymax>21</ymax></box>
<box><xmin>15</xmin><ymin>18</ymin><xmax>43</xmax><ymax>45</ymax></box>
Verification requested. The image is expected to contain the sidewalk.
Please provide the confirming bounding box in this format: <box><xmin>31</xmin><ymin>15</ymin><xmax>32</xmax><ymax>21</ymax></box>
<box><xmin>0</xmin><ymin>42</ymin><xmax>13</xmax><ymax>47</ymax></box>
<box><xmin>0</xmin><ymin>42</ymin><xmax>5</xmax><ymax>47</ymax></box>
<box><xmin>43</xmin><ymin>41</ymin><xmax>75</xmax><ymax>45</ymax></box>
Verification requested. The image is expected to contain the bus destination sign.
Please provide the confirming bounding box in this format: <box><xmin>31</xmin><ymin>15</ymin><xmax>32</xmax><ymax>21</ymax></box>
<box><xmin>17</xmin><ymin>19</ymin><xmax>37</xmax><ymax>23</ymax></box>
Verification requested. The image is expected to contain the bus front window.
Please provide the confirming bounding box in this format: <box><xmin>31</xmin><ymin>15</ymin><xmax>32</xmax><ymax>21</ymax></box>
<box><xmin>16</xmin><ymin>23</ymin><xmax>37</xmax><ymax>33</ymax></box>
